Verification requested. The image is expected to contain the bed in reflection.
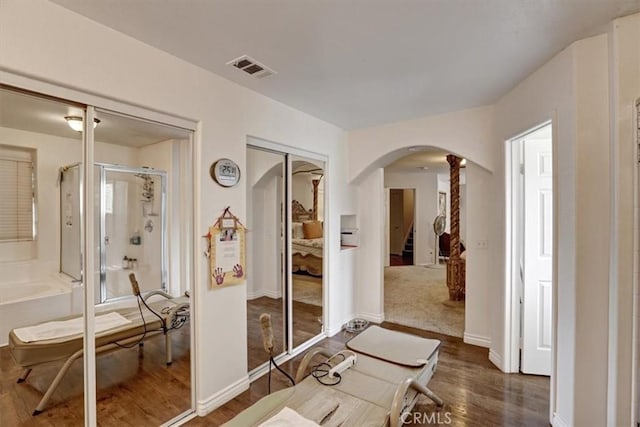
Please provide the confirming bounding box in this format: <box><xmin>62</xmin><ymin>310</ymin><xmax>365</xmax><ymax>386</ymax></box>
<box><xmin>291</xmin><ymin>201</ymin><xmax>323</xmax><ymax>277</ymax></box>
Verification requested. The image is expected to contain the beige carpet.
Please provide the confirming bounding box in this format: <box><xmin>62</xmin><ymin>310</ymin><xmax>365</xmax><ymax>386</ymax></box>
<box><xmin>385</xmin><ymin>266</ymin><xmax>464</xmax><ymax>338</ymax></box>
<box><xmin>293</xmin><ymin>274</ymin><xmax>322</xmax><ymax>306</ymax></box>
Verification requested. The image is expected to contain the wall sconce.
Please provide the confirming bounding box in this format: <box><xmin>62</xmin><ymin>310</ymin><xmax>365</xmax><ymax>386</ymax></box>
<box><xmin>65</xmin><ymin>116</ymin><xmax>100</xmax><ymax>132</ymax></box>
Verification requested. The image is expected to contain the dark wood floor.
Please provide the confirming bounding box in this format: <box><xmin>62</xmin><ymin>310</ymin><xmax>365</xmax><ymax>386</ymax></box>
<box><xmin>2</xmin><ymin>321</ymin><xmax>550</xmax><ymax>426</ymax></box>
<box><xmin>247</xmin><ymin>297</ymin><xmax>322</xmax><ymax>371</ymax></box>
<box><xmin>0</xmin><ymin>327</ymin><xmax>191</xmax><ymax>426</ymax></box>
<box><xmin>189</xmin><ymin>322</ymin><xmax>550</xmax><ymax>427</ymax></box>
<box><xmin>390</xmin><ymin>254</ymin><xmax>413</xmax><ymax>266</ymax></box>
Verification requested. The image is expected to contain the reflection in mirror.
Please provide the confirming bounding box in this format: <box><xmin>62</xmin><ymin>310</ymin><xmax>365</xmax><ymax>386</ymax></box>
<box><xmin>0</xmin><ymin>88</ymin><xmax>194</xmax><ymax>425</ymax></box>
<box><xmin>290</xmin><ymin>157</ymin><xmax>324</xmax><ymax>348</ymax></box>
<box><xmin>0</xmin><ymin>86</ymin><xmax>86</xmax><ymax>423</ymax></box>
<box><xmin>246</xmin><ymin>146</ymin><xmax>286</xmax><ymax>371</ymax></box>
<box><xmin>92</xmin><ymin>109</ymin><xmax>194</xmax><ymax>425</ymax></box>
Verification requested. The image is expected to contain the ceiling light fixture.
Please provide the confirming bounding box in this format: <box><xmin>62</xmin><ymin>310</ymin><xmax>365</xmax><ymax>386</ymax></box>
<box><xmin>461</xmin><ymin>158</ymin><xmax>467</xmax><ymax>166</ymax></box>
<box><xmin>65</xmin><ymin>116</ymin><xmax>100</xmax><ymax>132</ymax></box>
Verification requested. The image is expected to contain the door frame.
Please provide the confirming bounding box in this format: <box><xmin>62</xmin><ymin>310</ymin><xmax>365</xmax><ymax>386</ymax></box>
<box><xmin>386</xmin><ymin>187</ymin><xmax>417</xmax><ymax>265</ymax></box>
<box><xmin>504</xmin><ymin>119</ymin><xmax>556</xmax><ymax>416</ymax></box>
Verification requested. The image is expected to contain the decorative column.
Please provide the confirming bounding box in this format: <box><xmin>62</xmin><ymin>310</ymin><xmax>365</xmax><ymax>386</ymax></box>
<box><xmin>312</xmin><ymin>179</ymin><xmax>320</xmax><ymax>220</ymax></box>
<box><xmin>446</xmin><ymin>154</ymin><xmax>465</xmax><ymax>301</ymax></box>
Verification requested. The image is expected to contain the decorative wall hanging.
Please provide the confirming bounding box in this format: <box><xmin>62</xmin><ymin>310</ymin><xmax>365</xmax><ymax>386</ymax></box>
<box><xmin>203</xmin><ymin>207</ymin><xmax>246</xmax><ymax>288</ymax></box>
<box><xmin>210</xmin><ymin>158</ymin><xmax>241</xmax><ymax>187</ymax></box>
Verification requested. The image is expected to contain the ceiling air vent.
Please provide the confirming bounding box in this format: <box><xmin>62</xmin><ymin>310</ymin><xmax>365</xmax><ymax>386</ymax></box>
<box><xmin>227</xmin><ymin>55</ymin><xmax>276</xmax><ymax>79</ymax></box>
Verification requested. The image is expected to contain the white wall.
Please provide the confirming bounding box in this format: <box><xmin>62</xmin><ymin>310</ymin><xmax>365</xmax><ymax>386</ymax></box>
<box><xmin>292</xmin><ymin>171</ymin><xmax>314</xmax><ymax>216</ymax></box>
<box><xmin>350</xmin><ymin>108</ymin><xmax>495</xmax><ymax>346</ymax></box>
<box><xmin>493</xmin><ymin>40</ymin><xmax>576</xmax><ymax>425</ymax></box>
<box><xmin>349</xmin><ymin>29</ymin><xmax>623</xmax><ymax>426</ymax></box>
<box><xmin>0</xmin><ymin>0</ymin><xmax>354</xmax><ymax>416</ymax></box>
<box><xmin>348</xmin><ymin>105</ymin><xmax>496</xmax><ymax>182</ymax></box>
<box><xmin>462</xmin><ymin>163</ymin><xmax>492</xmax><ymax>347</ymax></box>
<box><xmin>493</xmin><ymin>33</ymin><xmax>614</xmax><ymax>426</ymax></box>
<box><xmin>246</xmin><ymin>147</ymin><xmax>284</xmax><ymax>300</ymax></box>
<box><xmin>610</xmin><ymin>13</ymin><xmax>640</xmax><ymax>427</ymax></box>
<box><xmin>355</xmin><ymin>168</ymin><xmax>385</xmax><ymax>323</ymax></box>
<box><xmin>573</xmin><ymin>34</ymin><xmax>611</xmax><ymax>427</ymax></box>
<box><xmin>385</xmin><ymin>171</ymin><xmax>438</xmax><ymax>265</ymax></box>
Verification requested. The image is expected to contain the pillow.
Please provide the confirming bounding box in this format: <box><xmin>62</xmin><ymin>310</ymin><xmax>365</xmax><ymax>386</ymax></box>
<box><xmin>292</xmin><ymin>222</ymin><xmax>304</xmax><ymax>239</ymax></box>
<box><xmin>302</xmin><ymin>221</ymin><xmax>323</xmax><ymax>239</ymax></box>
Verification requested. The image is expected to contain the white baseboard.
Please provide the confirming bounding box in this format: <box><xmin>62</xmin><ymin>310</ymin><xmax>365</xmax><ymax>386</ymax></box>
<box><xmin>246</xmin><ymin>289</ymin><xmax>281</xmax><ymax>300</ymax></box>
<box><xmin>327</xmin><ymin>314</ymin><xmax>355</xmax><ymax>336</ymax></box>
<box><xmin>196</xmin><ymin>375</ymin><xmax>250</xmax><ymax>416</ymax></box>
<box><xmin>246</xmin><ymin>291</ymin><xmax>261</xmax><ymax>300</ymax></box>
<box><xmin>463</xmin><ymin>332</ymin><xmax>491</xmax><ymax>348</ymax></box>
<box><xmin>551</xmin><ymin>413</ymin><xmax>569</xmax><ymax>427</ymax></box>
<box><xmin>489</xmin><ymin>349</ymin><xmax>504</xmax><ymax>371</ymax></box>
<box><xmin>357</xmin><ymin>312</ymin><xmax>385</xmax><ymax>324</ymax></box>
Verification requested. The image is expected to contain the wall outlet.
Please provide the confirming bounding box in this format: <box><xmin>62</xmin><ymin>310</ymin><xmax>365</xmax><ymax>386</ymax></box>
<box><xmin>474</xmin><ymin>240</ymin><xmax>488</xmax><ymax>249</ymax></box>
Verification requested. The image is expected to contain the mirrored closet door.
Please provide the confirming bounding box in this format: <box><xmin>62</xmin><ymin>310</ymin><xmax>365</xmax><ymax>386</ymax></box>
<box><xmin>246</xmin><ymin>143</ymin><xmax>326</xmax><ymax>374</ymax></box>
<box><xmin>289</xmin><ymin>155</ymin><xmax>325</xmax><ymax>350</ymax></box>
<box><xmin>0</xmin><ymin>86</ymin><xmax>87</xmax><ymax>422</ymax></box>
<box><xmin>246</xmin><ymin>146</ymin><xmax>287</xmax><ymax>370</ymax></box>
<box><xmin>92</xmin><ymin>109</ymin><xmax>194</xmax><ymax>425</ymax></box>
<box><xmin>0</xmin><ymin>85</ymin><xmax>196</xmax><ymax>426</ymax></box>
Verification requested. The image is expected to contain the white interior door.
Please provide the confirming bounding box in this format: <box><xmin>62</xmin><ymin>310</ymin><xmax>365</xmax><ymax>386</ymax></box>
<box><xmin>521</xmin><ymin>136</ymin><xmax>553</xmax><ymax>375</ymax></box>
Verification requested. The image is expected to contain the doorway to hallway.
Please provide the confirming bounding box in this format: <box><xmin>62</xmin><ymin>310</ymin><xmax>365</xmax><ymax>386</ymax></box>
<box><xmin>387</xmin><ymin>188</ymin><xmax>415</xmax><ymax>266</ymax></box>
<box><xmin>507</xmin><ymin>122</ymin><xmax>554</xmax><ymax>376</ymax></box>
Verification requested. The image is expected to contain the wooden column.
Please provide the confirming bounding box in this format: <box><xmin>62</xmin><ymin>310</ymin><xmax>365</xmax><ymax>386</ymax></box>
<box><xmin>312</xmin><ymin>179</ymin><xmax>320</xmax><ymax>220</ymax></box>
<box><xmin>446</xmin><ymin>154</ymin><xmax>465</xmax><ymax>301</ymax></box>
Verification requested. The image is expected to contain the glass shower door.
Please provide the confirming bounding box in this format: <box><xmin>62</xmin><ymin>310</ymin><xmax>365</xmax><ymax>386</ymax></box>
<box><xmin>99</xmin><ymin>166</ymin><xmax>166</xmax><ymax>301</ymax></box>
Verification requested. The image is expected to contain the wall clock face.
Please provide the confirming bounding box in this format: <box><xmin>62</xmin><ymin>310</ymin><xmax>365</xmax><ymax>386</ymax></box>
<box><xmin>210</xmin><ymin>158</ymin><xmax>241</xmax><ymax>187</ymax></box>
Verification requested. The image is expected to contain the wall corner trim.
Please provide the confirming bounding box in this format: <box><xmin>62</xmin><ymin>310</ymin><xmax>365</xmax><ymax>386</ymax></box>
<box><xmin>196</xmin><ymin>375</ymin><xmax>250</xmax><ymax>416</ymax></box>
<box><xmin>327</xmin><ymin>314</ymin><xmax>356</xmax><ymax>337</ymax></box>
<box><xmin>488</xmin><ymin>349</ymin><xmax>504</xmax><ymax>371</ymax></box>
<box><xmin>356</xmin><ymin>312</ymin><xmax>385</xmax><ymax>324</ymax></box>
<box><xmin>551</xmin><ymin>413</ymin><xmax>570</xmax><ymax>427</ymax></box>
<box><xmin>463</xmin><ymin>333</ymin><xmax>491</xmax><ymax>348</ymax></box>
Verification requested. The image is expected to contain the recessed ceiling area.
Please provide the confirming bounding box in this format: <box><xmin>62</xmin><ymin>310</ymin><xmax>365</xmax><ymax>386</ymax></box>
<box><xmin>0</xmin><ymin>88</ymin><xmax>189</xmax><ymax>147</ymax></box>
<box><xmin>49</xmin><ymin>0</ymin><xmax>640</xmax><ymax>130</ymax></box>
<box><xmin>385</xmin><ymin>147</ymin><xmax>453</xmax><ymax>174</ymax></box>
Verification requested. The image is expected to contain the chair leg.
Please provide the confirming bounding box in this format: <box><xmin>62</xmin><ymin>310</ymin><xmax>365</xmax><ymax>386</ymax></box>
<box><xmin>17</xmin><ymin>368</ymin><xmax>32</xmax><ymax>383</ymax></box>
<box><xmin>32</xmin><ymin>348</ymin><xmax>84</xmax><ymax>415</ymax></box>
<box><xmin>165</xmin><ymin>332</ymin><xmax>172</xmax><ymax>366</ymax></box>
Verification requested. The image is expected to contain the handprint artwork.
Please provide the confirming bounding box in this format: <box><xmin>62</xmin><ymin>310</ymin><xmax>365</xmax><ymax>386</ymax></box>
<box><xmin>232</xmin><ymin>264</ymin><xmax>243</xmax><ymax>278</ymax></box>
<box><xmin>214</xmin><ymin>268</ymin><xmax>225</xmax><ymax>285</ymax></box>
<box><xmin>205</xmin><ymin>208</ymin><xmax>246</xmax><ymax>288</ymax></box>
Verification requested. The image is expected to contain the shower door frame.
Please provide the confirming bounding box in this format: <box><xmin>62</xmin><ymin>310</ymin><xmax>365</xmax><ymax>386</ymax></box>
<box><xmin>97</xmin><ymin>163</ymin><xmax>168</xmax><ymax>304</ymax></box>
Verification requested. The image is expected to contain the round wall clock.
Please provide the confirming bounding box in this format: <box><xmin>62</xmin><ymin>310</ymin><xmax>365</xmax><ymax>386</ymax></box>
<box><xmin>210</xmin><ymin>158</ymin><xmax>241</xmax><ymax>187</ymax></box>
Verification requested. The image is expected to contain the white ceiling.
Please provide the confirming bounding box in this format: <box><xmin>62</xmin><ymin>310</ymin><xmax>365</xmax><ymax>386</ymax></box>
<box><xmin>0</xmin><ymin>88</ymin><xmax>190</xmax><ymax>146</ymax></box>
<box><xmin>50</xmin><ymin>0</ymin><xmax>640</xmax><ymax>130</ymax></box>
<box><xmin>385</xmin><ymin>146</ymin><xmax>451</xmax><ymax>173</ymax></box>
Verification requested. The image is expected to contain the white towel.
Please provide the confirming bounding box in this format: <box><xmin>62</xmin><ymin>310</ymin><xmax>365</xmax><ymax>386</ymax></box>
<box><xmin>13</xmin><ymin>312</ymin><xmax>132</xmax><ymax>343</ymax></box>
<box><xmin>258</xmin><ymin>407</ymin><xmax>320</xmax><ymax>427</ymax></box>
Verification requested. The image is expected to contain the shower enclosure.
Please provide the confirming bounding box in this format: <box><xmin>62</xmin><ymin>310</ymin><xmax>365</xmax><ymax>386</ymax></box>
<box><xmin>60</xmin><ymin>163</ymin><xmax>167</xmax><ymax>304</ymax></box>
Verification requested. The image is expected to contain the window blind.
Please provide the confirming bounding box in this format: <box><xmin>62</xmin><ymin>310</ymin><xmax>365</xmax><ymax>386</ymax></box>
<box><xmin>0</xmin><ymin>157</ymin><xmax>35</xmax><ymax>241</ymax></box>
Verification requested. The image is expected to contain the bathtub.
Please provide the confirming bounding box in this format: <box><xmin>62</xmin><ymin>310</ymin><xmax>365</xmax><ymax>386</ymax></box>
<box><xmin>0</xmin><ymin>275</ymin><xmax>83</xmax><ymax>347</ymax></box>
